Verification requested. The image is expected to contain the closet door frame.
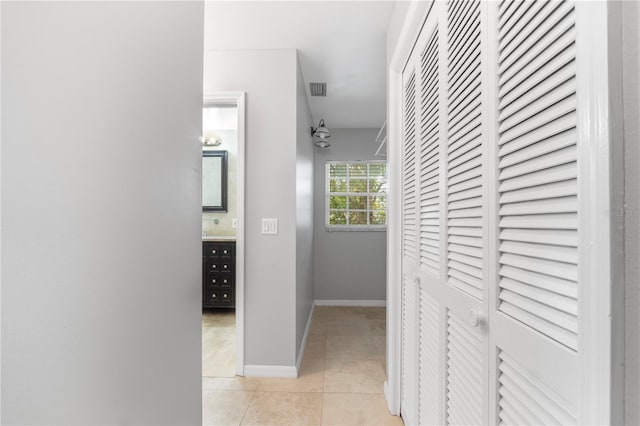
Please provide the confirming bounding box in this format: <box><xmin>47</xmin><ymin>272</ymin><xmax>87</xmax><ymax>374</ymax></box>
<box><xmin>385</xmin><ymin>1</ymin><xmax>624</xmax><ymax>422</ymax></box>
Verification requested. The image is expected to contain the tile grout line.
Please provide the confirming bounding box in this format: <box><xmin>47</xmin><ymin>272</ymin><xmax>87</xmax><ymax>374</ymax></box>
<box><xmin>237</xmin><ymin>387</ymin><xmax>257</xmax><ymax>426</ymax></box>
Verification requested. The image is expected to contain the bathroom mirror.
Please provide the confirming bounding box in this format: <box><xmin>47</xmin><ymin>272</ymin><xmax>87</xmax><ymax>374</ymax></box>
<box><xmin>202</xmin><ymin>150</ymin><xmax>228</xmax><ymax>212</ymax></box>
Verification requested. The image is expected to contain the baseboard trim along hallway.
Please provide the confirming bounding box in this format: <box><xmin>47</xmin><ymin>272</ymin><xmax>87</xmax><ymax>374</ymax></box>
<box><xmin>243</xmin><ymin>365</ymin><xmax>298</xmax><ymax>378</ymax></box>
<box><xmin>314</xmin><ymin>299</ymin><xmax>386</xmax><ymax>307</ymax></box>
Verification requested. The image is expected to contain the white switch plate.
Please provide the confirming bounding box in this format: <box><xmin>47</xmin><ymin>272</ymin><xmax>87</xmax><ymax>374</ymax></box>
<box><xmin>261</xmin><ymin>218</ymin><xmax>278</xmax><ymax>235</ymax></box>
<box><xmin>232</xmin><ymin>218</ymin><xmax>237</xmax><ymax>228</ymax></box>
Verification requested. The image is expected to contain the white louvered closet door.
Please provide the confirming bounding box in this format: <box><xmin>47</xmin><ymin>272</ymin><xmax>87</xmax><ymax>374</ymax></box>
<box><xmin>401</xmin><ymin>1</ymin><xmax>490</xmax><ymax>425</ymax></box>
<box><xmin>401</xmin><ymin>46</ymin><xmax>420</xmax><ymax>426</ymax></box>
<box><xmin>489</xmin><ymin>1</ymin><xmax>582</xmax><ymax>424</ymax></box>
<box><xmin>400</xmin><ymin>0</ymin><xmax>611</xmax><ymax>424</ymax></box>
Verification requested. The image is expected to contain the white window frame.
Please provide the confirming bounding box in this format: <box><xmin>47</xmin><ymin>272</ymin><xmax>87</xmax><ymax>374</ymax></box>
<box><xmin>325</xmin><ymin>160</ymin><xmax>387</xmax><ymax>231</ymax></box>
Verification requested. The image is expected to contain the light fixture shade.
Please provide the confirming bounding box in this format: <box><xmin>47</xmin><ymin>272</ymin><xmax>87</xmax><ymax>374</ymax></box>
<box><xmin>311</xmin><ymin>118</ymin><xmax>332</xmax><ymax>148</ymax></box>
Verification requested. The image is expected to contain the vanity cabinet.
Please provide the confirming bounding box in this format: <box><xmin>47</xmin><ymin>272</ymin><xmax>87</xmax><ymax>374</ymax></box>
<box><xmin>202</xmin><ymin>240</ymin><xmax>235</xmax><ymax>308</ymax></box>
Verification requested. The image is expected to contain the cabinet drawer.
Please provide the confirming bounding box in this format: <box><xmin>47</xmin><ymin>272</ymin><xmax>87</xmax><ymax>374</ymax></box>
<box><xmin>207</xmin><ymin>273</ymin><xmax>233</xmax><ymax>287</ymax></box>
<box><xmin>206</xmin><ymin>289</ymin><xmax>233</xmax><ymax>304</ymax></box>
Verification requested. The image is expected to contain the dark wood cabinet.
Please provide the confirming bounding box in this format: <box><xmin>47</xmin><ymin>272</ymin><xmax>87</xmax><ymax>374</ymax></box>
<box><xmin>202</xmin><ymin>240</ymin><xmax>235</xmax><ymax>308</ymax></box>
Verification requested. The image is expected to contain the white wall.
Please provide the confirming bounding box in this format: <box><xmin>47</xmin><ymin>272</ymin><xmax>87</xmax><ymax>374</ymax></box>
<box><xmin>623</xmin><ymin>0</ymin><xmax>640</xmax><ymax>424</ymax></box>
<box><xmin>295</xmin><ymin>58</ymin><xmax>315</xmax><ymax>359</ymax></box>
<box><xmin>204</xmin><ymin>49</ymin><xmax>301</xmax><ymax>367</ymax></box>
<box><xmin>313</xmin><ymin>129</ymin><xmax>387</xmax><ymax>301</ymax></box>
<box><xmin>1</xmin><ymin>2</ymin><xmax>204</xmax><ymax>424</ymax></box>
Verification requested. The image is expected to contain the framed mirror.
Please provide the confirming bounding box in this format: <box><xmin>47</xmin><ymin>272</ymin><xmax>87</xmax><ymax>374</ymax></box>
<box><xmin>202</xmin><ymin>150</ymin><xmax>228</xmax><ymax>212</ymax></box>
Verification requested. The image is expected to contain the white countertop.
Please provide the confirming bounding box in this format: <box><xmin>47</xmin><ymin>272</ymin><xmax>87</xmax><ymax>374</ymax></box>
<box><xmin>202</xmin><ymin>236</ymin><xmax>236</xmax><ymax>242</ymax></box>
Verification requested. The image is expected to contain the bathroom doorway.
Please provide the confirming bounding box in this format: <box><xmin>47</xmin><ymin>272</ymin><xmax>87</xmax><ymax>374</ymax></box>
<box><xmin>201</xmin><ymin>92</ymin><xmax>245</xmax><ymax>378</ymax></box>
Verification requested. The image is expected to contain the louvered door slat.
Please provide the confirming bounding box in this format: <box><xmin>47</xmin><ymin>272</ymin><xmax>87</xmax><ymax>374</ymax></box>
<box><xmin>498</xmin><ymin>0</ymin><xmax>531</xmax><ymax>37</ymax></box>
<box><xmin>446</xmin><ymin>311</ymin><xmax>483</xmax><ymax>425</ymax></box>
<box><xmin>499</xmin><ymin>228</ymin><xmax>577</xmax><ymax>247</ymax></box>
<box><xmin>448</xmin><ymin>0</ymin><xmax>478</xmax><ymax>56</ymax></box>
<box><xmin>403</xmin><ymin>70</ymin><xmax>417</xmax><ymax>263</ymax></box>
<box><xmin>499</xmin><ymin>1</ymin><xmax>553</xmax><ymax>59</ymax></box>
<box><xmin>499</xmin><ymin>1</ymin><xmax>572</xmax><ymax>73</ymax></box>
<box><xmin>498</xmin><ymin>351</ymin><xmax>576</xmax><ymax>425</ymax></box>
<box><xmin>500</xmin><ymin>128</ymin><xmax>576</xmax><ymax>168</ymax></box>
<box><xmin>419</xmin><ymin>28</ymin><xmax>441</xmax><ymax>278</ymax></box>
<box><xmin>499</xmin><ymin>26</ymin><xmax>576</xmax><ymax>93</ymax></box>
<box><xmin>446</xmin><ymin>0</ymin><xmax>483</xmax><ymax>302</ymax></box>
<box><xmin>499</xmin><ymin>113</ymin><xmax>575</xmax><ymax>154</ymax></box>
<box><xmin>500</xmin><ymin>278</ymin><xmax>577</xmax><ymax>315</ymax></box>
<box><xmin>499</xmin><ymin>179</ymin><xmax>576</xmax><ymax>204</ymax></box>
<box><xmin>500</xmin><ymin>196</ymin><xmax>577</xmax><ymax>216</ymax></box>
<box><xmin>497</xmin><ymin>0</ymin><xmax>579</xmax><ymax>350</ymax></box>
<box><xmin>500</xmin><ymin>265</ymin><xmax>576</xmax><ymax>299</ymax></box>
<box><xmin>500</xmin><ymin>252</ymin><xmax>576</xmax><ymax>281</ymax></box>
<box><xmin>402</xmin><ymin>273</ymin><xmax>419</xmax><ymax>425</ymax></box>
<box><xmin>449</xmin><ymin>41</ymin><xmax>480</xmax><ymax>101</ymax></box>
<box><xmin>499</xmin><ymin>162</ymin><xmax>577</xmax><ymax>193</ymax></box>
<box><xmin>419</xmin><ymin>291</ymin><xmax>441</xmax><ymax>425</ymax></box>
<box><xmin>499</xmin><ymin>78</ymin><xmax>576</xmax><ymax>134</ymax></box>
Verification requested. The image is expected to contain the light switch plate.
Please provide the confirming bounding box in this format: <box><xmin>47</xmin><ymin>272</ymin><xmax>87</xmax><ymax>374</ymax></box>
<box><xmin>261</xmin><ymin>218</ymin><xmax>278</xmax><ymax>235</ymax></box>
<box><xmin>232</xmin><ymin>218</ymin><xmax>237</xmax><ymax>228</ymax></box>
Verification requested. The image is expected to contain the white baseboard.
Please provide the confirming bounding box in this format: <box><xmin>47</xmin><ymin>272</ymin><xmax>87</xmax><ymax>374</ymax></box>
<box><xmin>314</xmin><ymin>299</ymin><xmax>386</xmax><ymax>307</ymax></box>
<box><xmin>243</xmin><ymin>364</ymin><xmax>297</xmax><ymax>378</ymax></box>
<box><xmin>295</xmin><ymin>304</ymin><xmax>315</xmax><ymax>373</ymax></box>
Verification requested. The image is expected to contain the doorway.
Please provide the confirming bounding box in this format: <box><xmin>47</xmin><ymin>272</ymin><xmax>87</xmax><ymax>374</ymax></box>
<box><xmin>201</xmin><ymin>92</ymin><xmax>246</xmax><ymax>378</ymax></box>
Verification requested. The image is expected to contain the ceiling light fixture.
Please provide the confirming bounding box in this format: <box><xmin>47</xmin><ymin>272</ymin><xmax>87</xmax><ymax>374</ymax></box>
<box><xmin>311</xmin><ymin>119</ymin><xmax>331</xmax><ymax>148</ymax></box>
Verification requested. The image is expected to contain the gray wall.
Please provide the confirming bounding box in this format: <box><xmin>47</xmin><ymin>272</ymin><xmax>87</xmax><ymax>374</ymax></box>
<box><xmin>204</xmin><ymin>49</ymin><xmax>312</xmax><ymax>368</ymax></box>
<box><xmin>313</xmin><ymin>128</ymin><xmax>387</xmax><ymax>301</ymax></box>
<box><xmin>1</xmin><ymin>2</ymin><xmax>204</xmax><ymax>424</ymax></box>
<box><xmin>295</xmin><ymin>58</ymin><xmax>315</xmax><ymax>359</ymax></box>
<box><xmin>623</xmin><ymin>0</ymin><xmax>640</xmax><ymax>423</ymax></box>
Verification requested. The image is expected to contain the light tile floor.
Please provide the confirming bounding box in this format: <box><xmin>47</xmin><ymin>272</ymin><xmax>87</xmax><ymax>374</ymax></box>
<box><xmin>202</xmin><ymin>306</ymin><xmax>403</xmax><ymax>426</ymax></box>
<box><xmin>203</xmin><ymin>309</ymin><xmax>236</xmax><ymax>378</ymax></box>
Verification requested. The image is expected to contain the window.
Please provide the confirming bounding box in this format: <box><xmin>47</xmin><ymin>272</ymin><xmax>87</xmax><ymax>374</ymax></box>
<box><xmin>326</xmin><ymin>161</ymin><xmax>387</xmax><ymax>230</ymax></box>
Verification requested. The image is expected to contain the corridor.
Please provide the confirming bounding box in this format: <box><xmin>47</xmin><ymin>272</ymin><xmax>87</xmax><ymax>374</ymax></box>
<box><xmin>202</xmin><ymin>306</ymin><xmax>402</xmax><ymax>426</ymax></box>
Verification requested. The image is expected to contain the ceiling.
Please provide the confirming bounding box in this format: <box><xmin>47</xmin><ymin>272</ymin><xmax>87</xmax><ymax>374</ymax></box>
<box><xmin>204</xmin><ymin>1</ymin><xmax>396</xmax><ymax>129</ymax></box>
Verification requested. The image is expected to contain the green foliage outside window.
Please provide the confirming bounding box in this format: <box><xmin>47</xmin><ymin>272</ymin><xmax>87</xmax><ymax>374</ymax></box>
<box><xmin>327</xmin><ymin>161</ymin><xmax>387</xmax><ymax>227</ymax></box>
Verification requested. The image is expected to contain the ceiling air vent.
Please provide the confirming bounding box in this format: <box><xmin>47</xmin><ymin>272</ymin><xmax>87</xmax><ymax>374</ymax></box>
<box><xmin>310</xmin><ymin>82</ymin><xmax>327</xmax><ymax>97</ymax></box>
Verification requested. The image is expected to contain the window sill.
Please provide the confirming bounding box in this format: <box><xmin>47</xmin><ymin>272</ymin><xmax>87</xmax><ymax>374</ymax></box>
<box><xmin>325</xmin><ymin>226</ymin><xmax>387</xmax><ymax>232</ymax></box>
